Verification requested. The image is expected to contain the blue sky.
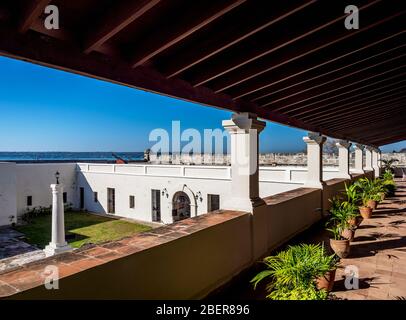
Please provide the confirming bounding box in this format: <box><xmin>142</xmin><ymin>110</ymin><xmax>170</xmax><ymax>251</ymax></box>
<box><xmin>0</xmin><ymin>56</ymin><xmax>404</xmax><ymax>153</ymax></box>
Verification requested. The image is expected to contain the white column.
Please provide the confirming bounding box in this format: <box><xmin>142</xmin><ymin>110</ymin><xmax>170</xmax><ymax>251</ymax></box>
<box><xmin>372</xmin><ymin>148</ymin><xmax>381</xmax><ymax>178</ymax></box>
<box><xmin>222</xmin><ymin>113</ymin><xmax>266</xmax><ymax>212</ymax></box>
<box><xmin>44</xmin><ymin>184</ymin><xmax>72</xmax><ymax>257</ymax></box>
<box><xmin>336</xmin><ymin>140</ymin><xmax>352</xmax><ymax>179</ymax></box>
<box><xmin>353</xmin><ymin>144</ymin><xmax>365</xmax><ymax>174</ymax></box>
<box><xmin>303</xmin><ymin>133</ymin><xmax>326</xmax><ymax>188</ymax></box>
<box><xmin>364</xmin><ymin>147</ymin><xmax>374</xmax><ymax>172</ymax></box>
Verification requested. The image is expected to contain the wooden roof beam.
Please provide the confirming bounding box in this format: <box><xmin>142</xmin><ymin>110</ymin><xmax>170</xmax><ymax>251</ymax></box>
<box><xmin>374</xmin><ymin>133</ymin><xmax>406</xmax><ymax>146</ymax></box>
<box><xmin>327</xmin><ymin>112</ymin><xmax>405</xmax><ymax>135</ymax></box>
<box><xmin>83</xmin><ymin>0</ymin><xmax>161</xmax><ymax>54</ymax></box>
<box><xmin>260</xmin><ymin>53</ymin><xmax>406</xmax><ymax>110</ymax></box>
<box><xmin>312</xmin><ymin>95</ymin><xmax>406</xmax><ymax>125</ymax></box>
<box><xmin>297</xmin><ymin>83</ymin><xmax>406</xmax><ymax>121</ymax></box>
<box><xmin>162</xmin><ymin>1</ymin><xmax>315</xmax><ymax>78</ymax></box>
<box><xmin>208</xmin><ymin>7</ymin><xmax>404</xmax><ymax>94</ymax></box>
<box><xmin>131</xmin><ymin>0</ymin><xmax>247</xmax><ymax>68</ymax></box>
<box><xmin>277</xmin><ymin>71</ymin><xmax>406</xmax><ymax>118</ymax></box>
<box><xmin>233</xmin><ymin>33</ymin><xmax>406</xmax><ymax>100</ymax></box>
<box><xmin>333</xmin><ymin>105</ymin><xmax>405</xmax><ymax>130</ymax></box>
<box><xmin>19</xmin><ymin>0</ymin><xmax>51</xmax><ymax>33</ymax></box>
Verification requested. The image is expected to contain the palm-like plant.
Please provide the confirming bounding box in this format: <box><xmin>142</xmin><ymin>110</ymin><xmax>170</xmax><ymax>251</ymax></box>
<box><xmin>344</xmin><ymin>183</ymin><xmax>361</xmax><ymax>205</ymax></box>
<box><xmin>251</xmin><ymin>243</ymin><xmax>336</xmax><ymax>300</ymax></box>
<box><xmin>329</xmin><ymin>197</ymin><xmax>358</xmax><ymax>222</ymax></box>
<box><xmin>354</xmin><ymin>178</ymin><xmax>377</xmax><ymax>206</ymax></box>
<box><xmin>382</xmin><ymin>170</ymin><xmax>396</xmax><ymax>196</ymax></box>
<box><xmin>380</xmin><ymin>158</ymin><xmax>398</xmax><ymax>173</ymax></box>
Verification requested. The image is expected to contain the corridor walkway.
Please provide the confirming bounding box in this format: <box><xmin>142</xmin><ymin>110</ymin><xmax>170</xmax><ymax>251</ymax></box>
<box><xmin>333</xmin><ymin>179</ymin><xmax>406</xmax><ymax>300</ymax></box>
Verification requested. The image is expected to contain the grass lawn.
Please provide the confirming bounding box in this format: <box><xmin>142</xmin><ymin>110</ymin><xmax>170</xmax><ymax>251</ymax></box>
<box><xmin>15</xmin><ymin>211</ymin><xmax>152</xmax><ymax>249</ymax></box>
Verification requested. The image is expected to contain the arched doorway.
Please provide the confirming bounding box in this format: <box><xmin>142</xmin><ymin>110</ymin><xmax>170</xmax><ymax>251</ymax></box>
<box><xmin>172</xmin><ymin>191</ymin><xmax>191</xmax><ymax>222</ymax></box>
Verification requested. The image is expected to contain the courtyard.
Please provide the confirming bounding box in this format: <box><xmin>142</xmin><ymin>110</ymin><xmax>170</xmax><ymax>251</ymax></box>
<box><xmin>0</xmin><ymin>211</ymin><xmax>152</xmax><ymax>273</ymax></box>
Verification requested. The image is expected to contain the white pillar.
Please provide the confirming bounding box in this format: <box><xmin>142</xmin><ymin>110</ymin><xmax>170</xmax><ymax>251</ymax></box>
<box><xmin>44</xmin><ymin>184</ymin><xmax>72</xmax><ymax>257</ymax></box>
<box><xmin>303</xmin><ymin>133</ymin><xmax>326</xmax><ymax>188</ymax></box>
<box><xmin>222</xmin><ymin>113</ymin><xmax>266</xmax><ymax>212</ymax></box>
<box><xmin>336</xmin><ymin>140</ymin><xmax>352</xmax><ymax>179</ymax></box>
<box><xmin>372</xmin><ymin>148</ymin><xmax>381</xmax><ymax>178</ymax></box>
<box><xmin>354</xmin><ymin>144</ymin><xmax>365</xmax><ymax>174</ymax></box>
<box><xmin>364</xmin><ymin>147</ymin><xmax>374</xmax><ymax>172</ymax></box>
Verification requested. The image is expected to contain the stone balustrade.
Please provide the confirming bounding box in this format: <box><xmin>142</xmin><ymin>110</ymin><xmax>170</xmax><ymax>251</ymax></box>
<box><xmin>148</xmin><ymin>152</ymin><xmax>406</xmax><ymax>166</ymax></box>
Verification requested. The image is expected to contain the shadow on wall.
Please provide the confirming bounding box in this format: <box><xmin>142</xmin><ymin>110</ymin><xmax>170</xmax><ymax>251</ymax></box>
<box><xmin>76</xmin><ymin>171</ymin><xmax>106</xmax><ymax>214</ymax></box>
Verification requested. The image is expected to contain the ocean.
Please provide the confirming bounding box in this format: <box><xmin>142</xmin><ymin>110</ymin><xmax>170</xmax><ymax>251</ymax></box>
<box><xmin>0</xmin><ymin>152</ymin><xmax>145</xmax><ymax>163</ymax></box>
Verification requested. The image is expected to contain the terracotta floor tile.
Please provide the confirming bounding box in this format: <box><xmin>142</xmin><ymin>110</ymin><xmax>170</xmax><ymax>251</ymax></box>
<box><xmin>69</xmin><ymin>258</ymin><xmax>104</xmax><ymax>270</ymax></box>
<box><xmin>0</xmin><ymin>282</ymin><xmax>18</xmax><ymax>297</ymax></box>
<box><xmin>80</xmin><ymin>246</ymin><xmax>112</xmax><ymax>257</ymax></box>
<box><xmin>331</xmin><ymin>179</ymin><xmax>406</xmax><ymax>300</ymax></box>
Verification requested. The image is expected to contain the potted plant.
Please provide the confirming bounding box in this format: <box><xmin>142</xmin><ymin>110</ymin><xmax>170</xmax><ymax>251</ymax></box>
<box><xmin>314</xmin><ymin>244</ymin><xmax>339</xmax><ymax>292</ymax></box>
<box><xmin>327</xmin><ymin>219</ymin><xmax>351</xmax><ymax>258</ymax></box>
<box><xmin>382</xmin><ymin>170</ymin><xmax>396</xmax><ymax>197</ymax></box>
<box><xmin>328</xmin><ymin>197</ymin><xmax>357</xmax><ymax>241</ymax></box>
<box><xmin>251</xmin><ymin>243</ymin><xmax>335</xmax><ymax>300</ymax></box>
<box><xmin>355</xmin><ymin>178</ymin><xmax>376</xmax><ymax>219</ymax></box>
<box><xmin>380</xmin><ymin>158</ymin><xmax>398</xmax><ymax>174</ymax></box>
<box><xmin>343</xmin><ymin>183</ymin><xmax>363</xmax><ymax>227</ymax></box>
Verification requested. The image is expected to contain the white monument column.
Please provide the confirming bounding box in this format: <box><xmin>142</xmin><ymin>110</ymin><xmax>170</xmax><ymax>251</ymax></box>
<box><xmin>372</xmin><ymin>148</ymin><xmax>381</xmax><ymax>178</ymax></box>
<box><xmin>222</xmin><ymin>113</ymin><xmax>266</xmax><ymax>212</ymax></box>
<box><xmin>354</xmin><ymin>144</ymin><xmax>365</xmax><ymax>174</ymax></box>
<box><xmin>364</xmin><ymin>146</ymin><xmax>374</xmax><ymax>172</ymax></box>
<box><xmin>303</xmin><ymin>133</ymin><xmax>326</xmax><ymax>188</ymax></box>
<box><xmin>336</xmin><ymin>140</ymin><xmax>352</xmax><ymax>179</ymax></box>
<box><xmin>44</xmin><ymin>184</ymin><xmax>72</xmax><ymax>257</ymax></box>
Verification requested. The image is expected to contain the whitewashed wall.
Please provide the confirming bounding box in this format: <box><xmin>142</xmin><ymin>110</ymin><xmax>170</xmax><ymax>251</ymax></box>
<box><xmin>77</xmin><ymin>164</ymin><xmax>348</xmax><ymax>224</ymax></box>
<box><xmin>15</xmin><ymin>163</ymin><xmax>77</xmax><ymax>217</ymax></box>
<box><xmin>0</xmin><ymin>163</ymin><xmax>17</xmax><ymax>226</ymax></box>
<box><xmin>0</xmin><ymin>162</ymin><xmax>354</xmax><ymax>226</ymax></box>
<box><xmin>78</xmin><ymin>167</ymin><xmax>231</xmax><ymax>224</ymax></box>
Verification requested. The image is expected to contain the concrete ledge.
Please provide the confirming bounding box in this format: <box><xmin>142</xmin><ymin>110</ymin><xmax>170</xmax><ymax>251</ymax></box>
<box><xmin>263</xmin><ymin>187</ymin><xmax>319</xmax><ymax>205</ymax></box>
<box><xmin>0</xmin><ymin>210</ymin><xmax>250</xmax><ymax>299</ymax></box>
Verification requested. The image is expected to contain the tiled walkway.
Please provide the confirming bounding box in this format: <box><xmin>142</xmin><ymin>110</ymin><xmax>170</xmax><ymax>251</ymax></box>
<box><xmin>332</xmin><ymin>179</ymin><xmax>406</xmax><ymax>300</ymax></box>
<box><xmin>210</xmin><ymin>179</ymin><xmax>406</xmax><ymax>300</ymax></box>
<box><xmin>0</xmin><ymin>228</ymin><xmax>45</xmax><ymax>273</ymax></box>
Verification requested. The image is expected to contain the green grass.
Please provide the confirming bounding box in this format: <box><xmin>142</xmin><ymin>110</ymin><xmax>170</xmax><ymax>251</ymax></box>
<box><xmin>15</xmin><ymin>211</ymin><xmax>152</xmax><ymax>249</ymax></box>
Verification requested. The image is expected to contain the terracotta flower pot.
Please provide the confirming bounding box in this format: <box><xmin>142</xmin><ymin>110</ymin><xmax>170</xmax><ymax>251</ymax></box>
<box><xmin>359</xmin><ymin>206</ymin><xmax>372</xmax><ymax>219</ymax></box>
<box><xmin>316</xmin><ymin>269</ymin><xmax>336</xmax><ymax>292</ymax></box>
<box><xmin>341</xmin><ymin>228</ymin><xmax>355</xmax><ymax>242</ymax></box>
<box><xmin>330</xmin><ymin>238</ymin><xmax>350</xmax><ymax>258</ymax></box>
<box><xmin>348</xmin><ymin>217</ymin><xmax>357</xmax><ymax>227</ymax></box>
<box><xmin>367</xmin><ymin>200</ymin><xmax>378</xmax><ymax>210</ymax></box>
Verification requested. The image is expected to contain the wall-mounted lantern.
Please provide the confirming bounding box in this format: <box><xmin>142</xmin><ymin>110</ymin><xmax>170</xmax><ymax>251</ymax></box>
<box><xmin>161</xmin><ymin>188</ymin><xmax>169</xmax><ymax>198</ymax></box>
<box><xmin>195</xmin><ymin>191</ymin><xmax>203</xmax><ymax>202</ymax></box>
<box><xmin>55</xmin><ymin>171</ymin><xmax>60</xmax><ymax>184</ymax></box>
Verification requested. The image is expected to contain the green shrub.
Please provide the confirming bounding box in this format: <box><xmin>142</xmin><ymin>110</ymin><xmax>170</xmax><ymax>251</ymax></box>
<box><xmin>251</xmin><ymin>243</ymin><xmax>336</xmax><ymax>300</ymax></box>
<box><xmin>268</xmin><ymin>285</ymin><xmax>328</xmax><ymax>300</ymax></box>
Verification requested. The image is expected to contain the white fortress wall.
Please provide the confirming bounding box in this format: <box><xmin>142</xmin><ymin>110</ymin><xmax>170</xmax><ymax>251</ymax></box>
<box><xmin>0</xmin><ymin>153</ymin><xmax>399</xmax><ymax>226</ymax></box>
<box><xmin>15</xmin><ymin>163</ymin><xmax>77</xmax><ymax>217</ymax></box>
<box><xmin>0</xmin><ymin>162</ymin><xmax>17</xmax><ymax>226</ymax></box>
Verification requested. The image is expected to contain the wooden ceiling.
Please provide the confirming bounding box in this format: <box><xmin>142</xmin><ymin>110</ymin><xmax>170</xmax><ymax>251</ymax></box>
<box><xmin>0</xmin><ymin>0</ymin><xmax>405</xmax><ymax>147</ymax></box>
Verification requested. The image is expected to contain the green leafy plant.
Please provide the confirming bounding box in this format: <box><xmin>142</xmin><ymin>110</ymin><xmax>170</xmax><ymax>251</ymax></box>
<box><xmin>343</xmin><ymin>183</ymin><xmax>361</xmax><ymax>205</ymax></box>
<box><xmin>327</xmin><ymin>196</ymin><xmax>358</xmax><ymax>239</ymax></box>
<box><xmin>380</xmin><ymin>158</ymin><xmax>398</xmax><ymax>173</ymax></box>
<box><xmin>268</xmin><ymin>285</ymin><xmax>328</xmax><ymax>300</ymax></box>
<box><xmin>251</xmin><ymin>243</ymin><xmax>336</xmax><ymax>300</ymax></box>
<box><xmin>354</xmin><ymin>178</ymin><xmax>378</xmax><ymax>207</ymax></box>
<box><xmin>381</xmin><ymin>170</ymin><xmax>396</xmax><ymax>196</ymax></box>
<box><xmin>326</xmin><ymin>219</ymin><xmax>350</xmax><ymax>240</ymax></box>
<box><xmin>382</xmin><ymin>170</ymin><xmax>395</xmax><ymax>182</ymax></box>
